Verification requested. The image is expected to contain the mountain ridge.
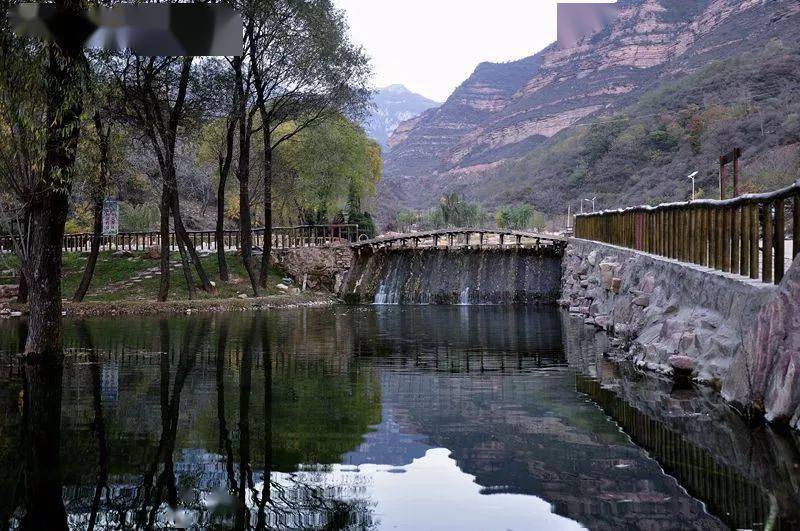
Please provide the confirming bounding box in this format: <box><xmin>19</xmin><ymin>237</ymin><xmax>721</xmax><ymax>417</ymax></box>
<box><xmin>379</xmin><ymin>0</ymin><xmax>800</xmax><ymax>222</ymax></box>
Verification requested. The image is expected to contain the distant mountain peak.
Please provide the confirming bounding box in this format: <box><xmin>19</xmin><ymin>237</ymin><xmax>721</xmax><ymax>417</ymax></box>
<box><xmin>363</xmin><ymin>85</ymin><xmax>440</xmax><ymax>149</ymax></box>
<box><xmin>382</xmin><ymin>84</ymin><xmax>410</xmax><ymax>93</ymax></box>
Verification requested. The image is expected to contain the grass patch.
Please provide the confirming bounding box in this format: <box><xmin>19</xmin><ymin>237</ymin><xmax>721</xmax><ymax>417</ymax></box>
<box><xmin>59</xmin><ymin>251</ymin><xmax>287</xmax><ymax>302</ymax></box>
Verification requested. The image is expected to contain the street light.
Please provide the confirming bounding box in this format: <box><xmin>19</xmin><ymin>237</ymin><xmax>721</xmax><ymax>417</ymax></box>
<box><xmin>688</xmin><ymin>171</ymin><xmax>698</xmax><ymax>200</ymax></box>
<box><xmin>584</xmin><ymin>196</ymin><xmax>597</xmax><ymax>213</ymax></box>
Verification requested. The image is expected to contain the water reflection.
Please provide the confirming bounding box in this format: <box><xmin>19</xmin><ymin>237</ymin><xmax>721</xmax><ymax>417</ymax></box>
<box><xmin>0</xmin><ymin>307</ymin><xmax>797</xmax><ymax>529</ymax></box>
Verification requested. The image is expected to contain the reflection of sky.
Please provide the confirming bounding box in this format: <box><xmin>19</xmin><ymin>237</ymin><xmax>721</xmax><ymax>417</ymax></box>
<box><xmin>342</xmin><ymin>403</ymin><xmax>432</xmax><ymax>466</ymax></box>
<box><xmin>277</xmin><ymin>449</ymin><xmax>585</xmax><ymax>531</ymax></box>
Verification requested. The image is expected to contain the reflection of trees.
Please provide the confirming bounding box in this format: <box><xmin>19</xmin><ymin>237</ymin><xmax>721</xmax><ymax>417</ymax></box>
<box><xmin>76</xmin><ymin>321</ymin><xmax>110</xmax><ymax>531</ymax></box>
<box><xmin>216</xmin><ymin>314</ymin><xmax>376</xmax><ymax>530</ymax></box>
<box><xmin>133</xmin><ymin>317</ymin><xmax>210</xmax><ymax>528</ymax></box>
<box><xmin>20</xmin><ymin>355</ymin><xmax>67</xmax><ymax>530</ymax></box>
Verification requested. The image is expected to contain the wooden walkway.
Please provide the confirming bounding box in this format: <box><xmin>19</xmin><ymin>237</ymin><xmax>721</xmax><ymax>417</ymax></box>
<box><xmin>1</xmin><ymin>224</ymin><xmax>361</xmax><ymax>254</ymax></box>
<box><xmin>351</xmin><ymin>229</ymin><xmax>566</xmax><ymax>252</ymax></box>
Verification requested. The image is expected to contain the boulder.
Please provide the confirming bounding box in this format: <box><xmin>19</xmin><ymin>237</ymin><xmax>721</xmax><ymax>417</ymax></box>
<box><xmin>144</xmin><ymin>246</ymin><xmax>161</xmax><ymax>260</ymax></box>
<box><xmin>668</xmin><ymin>355</ymin><xmax>696</xmax><ymax>375</ymax></box>
<box><xmin>275</xmin><ymin>283</ymin><xmax>289</xmax><ymax>292</ymax></box>
<box><xmin>632</xmin><ymin>295</ymin><xmax>650</xmax><ymax>307</ymax></box>
<box><xmin>587</xmin><ymin>250</ymin><xmax>599</xmax><ymax>266</ymax></box>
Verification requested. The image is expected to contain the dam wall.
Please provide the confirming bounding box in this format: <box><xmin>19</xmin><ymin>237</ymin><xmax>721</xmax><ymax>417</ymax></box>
<box><xmin>342</xmin><ymin>247</ymin><xmax>563</xmax><ymax>305</ymax></box>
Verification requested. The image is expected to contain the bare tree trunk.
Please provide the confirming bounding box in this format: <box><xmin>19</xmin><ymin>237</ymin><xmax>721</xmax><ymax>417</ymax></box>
<box><xmin>157</xmin><ymin>184</ymin><xmax>171</xmax><ymax>302</ymax></box>
<box><xmin>74</xmin><ymin>113</ymin><xmax>110</xmax><ymax>302</ymax></box>
<box><xmin>216</xmin><ymin>176</ymin><xmax>230</xmax><ymax>282</ymax></box>
<box><xmin>233</xmin><ymin>56</ymin><xmax>259</xmax><ymax>296</ymax></box>
<box><xmin>171</xmin><ymin>192</ymin><xmax>214</xmax><ymax>294</ymax></box>
<box><xmin>73</xmin><ymin>198</ymin><xmax>102</xmax><ymax>302</ymax></box>
<box><xmin>17</xmin><ymin>269</ymin><xmax>28</xmax><ymax>304</ymax></box>
<box><xmin>24</xmin><ymin>193</ymin><xmax>69</xmax><ymax>356</ymax></box>
<box><xmin>72</xmin><ymin>112</ymin><xmax>111</xmax><ymax>302</ymax></box>
<box><xmin>216</xmin><ymin>111</ymin><xmax>237</xmax><ymax>282</ymax></box>
<box><xmin>174</xmin><ymin>219</ymin><xmax>196</xmax><ymax>300</ymax></box>
<box><xmin>258</xmin><ymin>133</ymin><xmax>273</xmax><ymax>288</ymax></box>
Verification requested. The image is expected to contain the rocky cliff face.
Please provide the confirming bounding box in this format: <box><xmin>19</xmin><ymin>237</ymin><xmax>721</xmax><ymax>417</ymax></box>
<box><xmin>363</xmin><ymin>85</ymin><xmax>439</xmax><ymax>149</ymax></box>
<box><xmin>380</xmin><ymin>0</ymin><xmax>800</xmax><ymax>217</ymax></box>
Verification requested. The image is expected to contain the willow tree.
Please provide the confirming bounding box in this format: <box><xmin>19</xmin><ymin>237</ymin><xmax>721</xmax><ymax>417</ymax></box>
<box><xmin>0</xmin><ymin>0</ymin><xmax>87</xmax><ymax>358</ymax></box>
<box><xmin>248</xmin><ymin>0</ymin><xmax>371</xmax><ymax>288</ymax></box>
<box><xmin>272</xmin><ymin>116</ymin><xmax>380</xmax><ymax>225</ymax></box>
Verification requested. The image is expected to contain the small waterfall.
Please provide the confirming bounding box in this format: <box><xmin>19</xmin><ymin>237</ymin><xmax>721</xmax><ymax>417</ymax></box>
<box><xmin>345</xmin><ymin>248</ymin><xmax>562</xmax><ymax>305</ymax></box>
<box><xmin>458</xmin><ymin>286</ymin><xmax>470</xmax><ymax>306</ymax></box>
<box><xmin>374</xmin><ymin>282</ymin><xmax>391</xmax><ymax>304</ymax></box>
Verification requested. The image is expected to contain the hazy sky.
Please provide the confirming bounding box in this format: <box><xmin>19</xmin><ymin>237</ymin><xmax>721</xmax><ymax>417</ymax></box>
<box><xmin>333</xmin><ymin>0</ymin><xmax>612</xmax><ymax>102</ymax></box>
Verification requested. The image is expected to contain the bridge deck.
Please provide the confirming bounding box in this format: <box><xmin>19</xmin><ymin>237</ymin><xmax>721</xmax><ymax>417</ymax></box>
<box><xmin>352</xmin><ymin>229</ymin><xmax>566</xmax><ymax>251</ymax></box>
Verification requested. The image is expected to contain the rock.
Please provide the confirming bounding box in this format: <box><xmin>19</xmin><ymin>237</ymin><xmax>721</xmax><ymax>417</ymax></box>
<box><xmin>276</xmin><ymin>283</ymin><xmax>289</xmax><ymax>292</ymax></box>
<box><xmin>587</xmin><ymin>250</ymin><xmax>599</xmax><ymax>266</ymax></box>
<box><xmin>594</xmin><ymin>315</ymin><xmax>610</xmax><ymax>329</ymax></box>
<box><xmin>0</xmin><ymin>308</ymin><xmax>10</xmax><ymax>316</ymax></box>
<box><xmin>144</xmin><ymin>246</ymin><xmax>161</xmax><ymax>260</ymax></box>
<box><xmin>601</xmin><ymin>269</ymin><xmax>613</xmax><ymax>289</ymax></box>
<box><xmin>584</xmin><ymin>317</ymin><xmax>596</xmax><ymax>326</ymax></box>
<box><xmin>113</xmin><ymin>250</ymin><xmax>134</xmax><ymax>258</ymax></box>
<box><xmin>632</xmin><ymin>295</ymin><xmax>650</xmax><ymax>307</ymax></box>
<box><xmin>580</xmin><ymin>280</ymin><xmax>589</xmax><ymax>288</ymax></box>
<box><xmin>641</xmin><ymin>273</ymin><xmax>656</xmax><ymax>294</ymax></box>
<box><xmin>289</xmin><ymin>287</ymin><xmax>301</xmax><ymax>295</ymax></box>
<box><xmin>668</xmin><ymin>355</ymin><xmax>696</xmax><ymax>375</ymax></box>
<box><xmin>10</xmin><ymin>311</ymin><xmax>22</xmax><ymax>317</ymax></box>
<box><xmin>237</xmin><ymin>293</ymin><xmax>248</xmax><ymax>299</ymax></box>
<box><xmin>0</xmin><ymin>285</ymin><xmax>19</xmax><ymax>299</ymax></box>
<box><xmin>611</xmin><ymin>277</ymin><xmax>622</xmax><ymax>294</ymax></box>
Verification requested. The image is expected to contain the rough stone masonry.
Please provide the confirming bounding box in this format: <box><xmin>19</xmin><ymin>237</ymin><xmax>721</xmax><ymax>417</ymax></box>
<box><xmin>560</xmin><ymin>239</ymin><xmax>800</xmax><ymax>430</ymax></box>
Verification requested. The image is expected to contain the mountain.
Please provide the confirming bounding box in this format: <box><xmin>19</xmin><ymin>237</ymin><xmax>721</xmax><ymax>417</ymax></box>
<box><xmin>364</xmin><ymin>85</ymin><xmax>439</xmax><ymax>149</ymax></box>
<box><xmin>379</xmin><ymin>0</ymin><xmax>800</xmax><ymax>222</ymax></box>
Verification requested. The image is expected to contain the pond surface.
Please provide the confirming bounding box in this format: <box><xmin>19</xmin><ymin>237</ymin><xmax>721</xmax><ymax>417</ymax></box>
<box><xmin>0</xmin><ymin>306</ymin><xmax>799</xmax><ymax>530</ymax></box>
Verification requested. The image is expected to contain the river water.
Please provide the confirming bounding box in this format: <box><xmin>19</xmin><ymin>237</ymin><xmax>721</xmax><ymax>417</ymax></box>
<box><xmin>0</xmin><ymin>306</ymin><xmax>798</xmax><ymax>530</ymax></box>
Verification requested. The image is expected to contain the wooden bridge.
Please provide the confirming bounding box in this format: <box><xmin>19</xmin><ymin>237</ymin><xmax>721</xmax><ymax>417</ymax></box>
<box><xmin>351</xmin><ymin>228</ymin><xmax>566</xmax><ymax>252</ymax></box>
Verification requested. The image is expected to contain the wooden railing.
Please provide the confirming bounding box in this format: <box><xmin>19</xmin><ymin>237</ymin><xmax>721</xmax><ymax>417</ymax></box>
<box><xmin>0</xmin><ymin>224</ymin><xmax>361</xmax><ymax>254</ymax></box>
<box><xmin>574</xmin><ymin>182</ymin><xmax>800</xmax><ymax>284</ymax></box>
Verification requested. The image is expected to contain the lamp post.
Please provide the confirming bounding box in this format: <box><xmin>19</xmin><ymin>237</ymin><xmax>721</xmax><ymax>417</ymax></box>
<box><xmin>688</xmin><ymin>171</ymin><xmax>698</xmax><ymax>200</ymax></box>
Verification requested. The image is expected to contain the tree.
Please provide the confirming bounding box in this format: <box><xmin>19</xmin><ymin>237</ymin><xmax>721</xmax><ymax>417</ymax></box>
<box><xmin>110</xmin><ymin>54</ymin><xmax>216</xmax><ymax>300</ymax></box>
<box><xmin>0</xmin><ymin>0</ymin><xmax>88</xmax><ymax>356</ymax></box>
<box><xmin>248</xmin><ymin>0</ymin><xmax>371</xmax><ymax>288</ymax></box>
<box><xmin>273</xmin><ymin>116</ymin><xmax>379</xmax><ymax>225</ymax></box>
<box><xmin>72</xmin><ymin>110</ymin><xmax>112</xmax><ymax>302</ymax></box>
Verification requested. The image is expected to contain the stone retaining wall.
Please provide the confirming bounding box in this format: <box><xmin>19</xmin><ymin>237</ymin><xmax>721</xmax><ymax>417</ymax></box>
<box><xmin>724</xmin><ymin>253</ymin><xmax>800</xmax><ymax>429</ymax></box>
<box><xmin>560</xmin><ymin>239</ymin><xmax>778</xmax><ymax>385</ymax></box>
<box><xmin>274</xmin><ymin>245</ymin><xmax>352</xmax><ymax>293</ymax></box>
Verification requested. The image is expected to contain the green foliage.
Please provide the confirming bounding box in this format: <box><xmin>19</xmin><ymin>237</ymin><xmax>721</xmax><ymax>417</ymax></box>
<box><xmin>348</xmin><ymin>210</ymin><xmax>376</xmax><ymax>239</ymax></box>
<box><xmin>274</xmin><ymin>116</ymin><xmax>380</xmax><ymax>225</ymax></box>
<box><xmin>580</xmin><ymin>116</ymin><xmax>629</xmax><ymax>165</ymax></box>
<box><xmin>494</xmin><ymin>204</ymin><xmax>545</xmax><ymax>231</ymax></box>
<box><xmin>119</xmin><ymin>202</ymin><xmax>159</xmax><ymax>232</ymax></box>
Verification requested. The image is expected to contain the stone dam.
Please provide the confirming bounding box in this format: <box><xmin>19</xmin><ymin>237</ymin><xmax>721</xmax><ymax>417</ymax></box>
<box><xmin>333</xmin><ymin>239</ymin><xmax>800</xmax><ymax>431</ymax></box>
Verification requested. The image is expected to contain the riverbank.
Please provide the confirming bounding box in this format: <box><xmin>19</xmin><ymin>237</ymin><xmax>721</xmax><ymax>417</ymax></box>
<box><xmin>1</xmin><ymin>291</ymin><xmax>336</xmax><ymax>318</ymax></box>
<box><xmin>0</xmin><ymin>248</ymin><xmax>345</xmax><ymax>318</ymax></box>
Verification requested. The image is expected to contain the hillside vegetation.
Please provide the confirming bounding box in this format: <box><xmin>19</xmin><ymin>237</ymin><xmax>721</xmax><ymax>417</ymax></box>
<box><xmin>460</xmin><ymin>41</ymin><xmax>800</xmax><ymax>219</ymax></box>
